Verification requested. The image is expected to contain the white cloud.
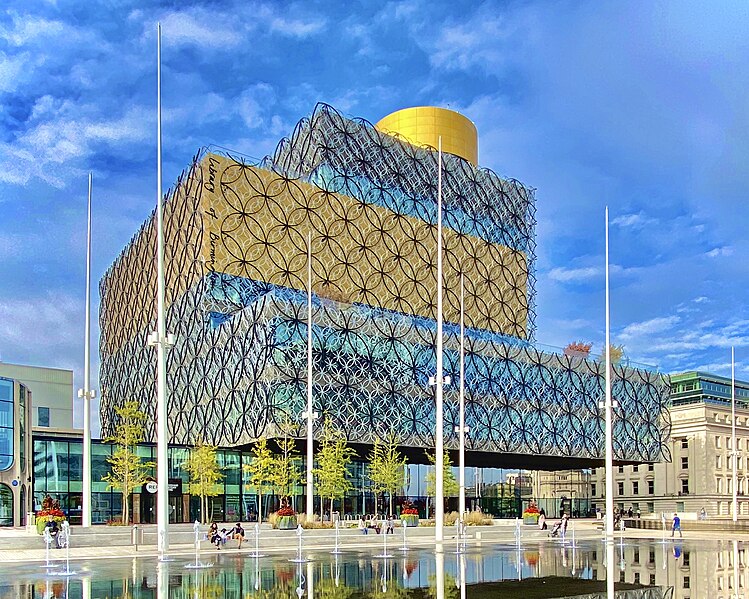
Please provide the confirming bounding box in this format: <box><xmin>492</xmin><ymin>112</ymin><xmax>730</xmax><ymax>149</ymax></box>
<box><xmin>0</xmin><ymin>13</ymin><xmax>64</xmax><ymax>46</ymax></box>
<box><xmin>158</xmin><ymin>11</ymin><xmax>242</xmax><ymax>47</ymax></box>
<box><xmin>238</xmin><ymin>83</ymin><xmax>276</xmax><ymax>129</ymax></box>
<box><xmin>268</xmin><ymin>15</ymin><xmax>326</xmax><ymax>38</ymax></box>
<box><xmin>0</xmin><ymin>51</ymin><xmax>28</xmax><ymax>93</ymax></box>
<box><xmin>706</xmin><ymin>246</ymin><xmax>733</xmax><ymax>257</ymax></box>
<box><xmin>611</xmin><ymin>212</ymin><xmax>654</xmax><ymax>228</ymax></box>
<box><xmin>620</xmin><ymin>315</ymin><xmax>680</xmax><ymax>341</ymax></box>
<box><xmin>548</xmin><ymin>266</ymin><xmax>600</xmax><ymax>282</ymax></box>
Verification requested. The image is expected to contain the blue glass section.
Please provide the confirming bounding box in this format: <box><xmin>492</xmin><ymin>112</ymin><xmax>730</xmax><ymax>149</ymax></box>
<box><xmin>0</xmin><ymin>378</ymin><xmax>13</xmax><ymax>471</ymax></box>
<box><xmin>308</xmin><ymin>164</ymin><xmax>531</xmax><ymax>253</ymax></box>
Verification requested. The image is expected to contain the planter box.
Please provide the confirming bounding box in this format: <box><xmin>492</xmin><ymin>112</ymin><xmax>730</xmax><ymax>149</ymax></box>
<box><xmin>522</xmin><ymin>515</ymin><xmax>539</xmax><ymax>525</ymax></box>
<box><xmin>276</xmin><ymin>515</ymin><xmax>297</xmax><ymax>530</ymax></box>
<box><xmin>400</xmin><ymin>514</ymin><xmax>419</xmax><ymax>527</ymax></box>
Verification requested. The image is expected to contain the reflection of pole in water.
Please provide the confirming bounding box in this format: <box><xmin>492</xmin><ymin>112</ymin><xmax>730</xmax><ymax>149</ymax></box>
<box><xmin>82</xmin><ymin>575</ymin><xmax>92</xmax><ymax>599</ymax></box>
<box><xmin>435</xmin><ymin>550</ymin><xmax>445</xmax><ymax>599</ymax></box>
<box><xmin>459</xmin><ymin>554</ymin><xmax>466</xmax><ymax>599</ymax></box>
<box><xmin>157</xmin><ymin>559</ymin><xmax>170</xmax><ymax>599</ymax></box>
<box><xmin>606</xmin><ymin>540</ymin><xmax>615</xmax><ymax>599</ymax></box>
<box><xmin>307</xmin><ymin>560</ymin><xmax>314</xmax><ymax>598</ymax></box>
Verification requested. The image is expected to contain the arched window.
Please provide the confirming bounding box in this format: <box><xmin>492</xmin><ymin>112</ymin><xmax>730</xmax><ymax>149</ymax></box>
<box><xmin>0</xmin><ymin>379</ymin><xmax>13</xmax><ymax>471</ymax></box>
<box><xmin>0</xmin><ymin>484</ymin><xmax>12</xmax><ymax>526</ymax></box>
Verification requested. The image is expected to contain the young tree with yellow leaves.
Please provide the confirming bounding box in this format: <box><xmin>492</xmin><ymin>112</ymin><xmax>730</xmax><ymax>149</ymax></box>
<box><xmin>102</xmin><ymin>401</ymin><xmax>153</xmax><ymax>525</ymax></box>
<box><xmin>368</xmin><ymin>435</ymin><xmax>406</xmax><ymax>516</ymax></box>
<box><xmin>244</xmin><ymin>437</ymin><xmax>275</xmax><ymax>522</ymax></box>
<box><xmin>313</xmin><ymin>422</ymin><xmax>356</xmax><ymax>521</ymax></box>
<box><xmin>184</xmin><ymin>442</ymin><xmax>224</xmax><ymax>524</ymax></box>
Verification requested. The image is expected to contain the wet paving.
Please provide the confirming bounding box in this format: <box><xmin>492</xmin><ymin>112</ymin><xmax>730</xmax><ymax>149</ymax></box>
<box><xmin>0</xmin><ymin>537</ymin><xmax>743</xmax><ymax>598</ymax></box>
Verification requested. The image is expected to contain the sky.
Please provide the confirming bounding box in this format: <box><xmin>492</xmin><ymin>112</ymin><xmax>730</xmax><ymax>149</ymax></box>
<box><xmin>1</xmin><ymin>1</ymin><xmax>747</xmax><ymax>433</ymax></box>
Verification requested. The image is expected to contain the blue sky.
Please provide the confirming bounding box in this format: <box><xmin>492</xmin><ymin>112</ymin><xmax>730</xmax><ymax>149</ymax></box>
<box><xmin>1</xmin><ymin>1</ymin><xmax>747</xmax><ymax>432</ymax></box>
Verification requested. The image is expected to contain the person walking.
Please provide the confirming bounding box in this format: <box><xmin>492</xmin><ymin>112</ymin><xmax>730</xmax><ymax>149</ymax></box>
<box><xmin>671</xmin><ymin>513</ymin><xmax>682</xmax><ymax>538</ymax></box>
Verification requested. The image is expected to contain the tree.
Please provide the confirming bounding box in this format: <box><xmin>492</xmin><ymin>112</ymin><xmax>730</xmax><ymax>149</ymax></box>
<box><xmin>273</xmin><ymin>436</ymin><xmax>302</xmax><ymax>511</ymax></box>
<box><xmin>184</xmin><ymin>442</ymin><xmax>224</xmax><ymax>524</ymax></box>
<box><xmin>102</xmin><ymin>401</ymin><xmax>153</xmax><ymax>524</ymax></box>
<box><xmin>367</xmin><ymin>435</ymin><xmax>406</xmax><ymax>516</ymax></box>
<box><xmin>313</xmin><ymin>423</ymin><xmax>356</xmax><ymax>521</ymax></box>
<box><xmin>425</xmin><ymin>449</ymin><xmax>459</xmax><ymax>518</ymax></box>
<box><xmin>600</xmin><ymin>344</ymin><xmax>625</xmax><ymax>364</ymax></box>
<box><xmin>244</xmin><ymin>437</ymin><xmax>276</xmax><ymax>522</ymax></box>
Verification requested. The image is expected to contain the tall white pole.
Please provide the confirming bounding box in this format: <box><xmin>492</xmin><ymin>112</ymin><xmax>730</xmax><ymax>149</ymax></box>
<box><xmin>155</xmin><ymin>22</ymin><xmax>170</xmax><ymax>555</ymax></box>
<box><xmin>80</xmin><ymin>172</ymin><xmax>94</xmax><ymax>528</ymax></box>
<box><xmin>435</xmin><ymin>137</ymin><xmax>445</xmax><ymax>544</ymax></box>
<box><xmin>732</xmin><ymin>346</ymin><xmax>737</xmax><ymax>523</ymax></box>
<box><xmin>457</xmin><ymin>272</ymin><xmax>466</xmax><ymax>521</ymax></box>
<box><xmin>306</xmin><ymin>231</ymin><xmax>315</xmax><ymax>520</ymax></box>
<box><xmin>604</xmin><ymin>207</ymin><xmax>614</xmax><ymax>540</ymax></box>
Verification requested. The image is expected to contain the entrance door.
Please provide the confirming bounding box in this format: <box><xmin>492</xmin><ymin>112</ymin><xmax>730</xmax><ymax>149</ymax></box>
<box><xmin>140</xmin><ymin>488</ymin><xmax>156</xmax><ymax>524</ymax></box>
<box><xmin>169</xmin><ymin>495</ymin><xmax>182</xmax><ymax>523</ymax></box>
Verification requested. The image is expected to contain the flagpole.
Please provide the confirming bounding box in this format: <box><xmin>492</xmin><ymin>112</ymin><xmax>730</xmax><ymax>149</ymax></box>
<box><xmin>80</xmin><ymin>172</ymin><xmax>95</xmax><ymax>528</ymax></box>
<box><xmin>434</xmin><ymin>136</ymin><xmax>445</xmax><ymax>545</ymax></box>
<box><xmin>152</xmin><ymin>22</ymin><xmax>174</xmax><ymax>556</ymax></box>
<box><xmin>305</xmin><ymin>231</ymin><xmax>316</xmax><ymax>519</ymax></box>
<box><xmin>457</xmin><ymin>272</ymin><xmax>466</xmax><ymax>522</ymax></box>
<box><xmin>732</xmin><ymin>346</ymin><xmax>737</xmax><ymax>522</ymax></box>
<box><xmin>604</xmin><ymin>206</ymin><xmax>614</xmax><ymax>540</ymax></box>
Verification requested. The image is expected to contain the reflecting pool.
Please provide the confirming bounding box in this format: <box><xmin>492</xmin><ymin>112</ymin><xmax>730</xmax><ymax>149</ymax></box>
<box><xmin>0</xmin><ymin>538</ymin><xmax>744</xmax><ymax>598</ymax></box>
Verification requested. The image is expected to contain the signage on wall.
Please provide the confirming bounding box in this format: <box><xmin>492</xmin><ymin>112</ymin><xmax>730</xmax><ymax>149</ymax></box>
<box><xmin>145</xmin><ymin>481</ymin><xmax>158</xmax><ymax>494</ymax></box>
<box><xmin>11</xmin><ymin>479</ymin><xmax>18</xmax><ymax>487</ymax></box>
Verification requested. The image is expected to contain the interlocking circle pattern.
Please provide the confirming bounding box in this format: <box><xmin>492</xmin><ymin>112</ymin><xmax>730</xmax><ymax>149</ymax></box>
<box><xmin>100</xmin><ymin>104</ymin><xmax>670</xmax><ymax>465</ymax></box>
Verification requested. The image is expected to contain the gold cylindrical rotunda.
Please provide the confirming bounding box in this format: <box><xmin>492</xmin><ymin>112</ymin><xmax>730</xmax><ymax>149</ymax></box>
<box><xmin>375</xmin><ymin>106</ymin><xmax>478</xmax><ymax>165</ymax></box>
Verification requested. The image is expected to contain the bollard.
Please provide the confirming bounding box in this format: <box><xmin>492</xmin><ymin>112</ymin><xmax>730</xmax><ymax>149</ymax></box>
<box><xmin>131</xmin><ymin>525</ymin><xmax>140</xmax><ymax>551</ymax></box>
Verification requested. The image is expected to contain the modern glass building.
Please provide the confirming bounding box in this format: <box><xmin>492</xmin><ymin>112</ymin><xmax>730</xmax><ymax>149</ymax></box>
<box><xmin>97</xmin><ymin>104</ymin><xmax>671</xmax><ymax>520</ymax></box>
<box><xmin>0</xmin><ymin>376</ymin><xmax>31</xmax><ymax>526</ymax></box>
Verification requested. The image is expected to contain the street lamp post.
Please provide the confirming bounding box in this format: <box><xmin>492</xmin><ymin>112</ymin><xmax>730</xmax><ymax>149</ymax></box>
<box><xmin>601</xmin><ymin>207</ymin><xmax>616</xmax><ymax>540</ymax></box>
<box><xmin>431</xmin><ymin>137</ymin><xmax>446</xmax><ymax>545</ymax></box>
<box><xmin>455</xmin><ymin>273</ymin><xmax>468</xmax><ymax>523</ymax></box>
<box><xmin>304</xmin><ymin>231</ymin><xmax>318</xmax><ymax>520</ymax></box>
<box><xmin>79</xmin><ymin>172</ymin><xmax>96</xmax><ymax>528</ymax></box>
<box><xmin>148</xmin><ymin>23</ymin><xmax>176</xmax><ymax>556</ymax></box>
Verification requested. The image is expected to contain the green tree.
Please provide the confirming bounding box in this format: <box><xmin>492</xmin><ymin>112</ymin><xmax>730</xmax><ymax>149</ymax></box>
<box><xmin>313</xmin><ymin>423</ymin><xmax>356</xmax><ymax>520</ymax></box>
<box><xmin>244</xmin><ymin>437</ymin><xmax>276</xmax><ymax>522</ymax></box>
<box><xmin>367</xmin><ymin>435</ymin><xmax>406</xmax><ymax>516</ymax></box>
<box><xmin>102</xmin><ymin>401</ymin><xmax>153</xmax><ymax>524</ymax></box>
<box><xmin>273</xmin><ymin>436</ymin><xmax>302</xmax><ymax>510</ymax></box>
<box><xmin>184</xmin><ymin>442</ymin><xmax>224</xmax><ymax>523</ymax></box>
<box><xmin>425</xmin><ymin>449</ymin><xmax>459</xmax><ymax>518</ymax></box>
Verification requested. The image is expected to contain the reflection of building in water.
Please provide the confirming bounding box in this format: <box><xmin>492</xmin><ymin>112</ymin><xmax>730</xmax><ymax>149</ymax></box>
<box><xmin>590</xmin><ymin>539</ymin><xmax>746</xmax><ymax>599</ymax></box>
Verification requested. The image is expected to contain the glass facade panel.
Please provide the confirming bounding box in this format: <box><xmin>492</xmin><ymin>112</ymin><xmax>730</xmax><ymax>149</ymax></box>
<box><xmin>68</xmin><ymin>442</ymin><xmax>83</xmax><ymax>492</ymax></box>
<box><xmin>19</xmin><ymin>386</ymin><xmax>25</xmax><ymax>472</ymax></box>
<box><xmin>92</xmin><ymin>443</ymin><xmax>113</xmax><ymax>492</ymax></box>
<box><xmin>0</xmin><ymin>379</ymin><xmax>13</xmax><ymax>471</ymax></box>
<box><xmin>0</xmin><ymin>483</ymin><xmax>12</xmax><ymax>526</ymax></box>
<box><xmin>46</xmin><ymin>441</ymin><xmax>69</xmax><ymax>492</ymax></box>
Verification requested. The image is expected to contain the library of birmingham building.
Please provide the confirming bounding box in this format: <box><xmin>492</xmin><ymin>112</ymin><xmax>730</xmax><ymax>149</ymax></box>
<box><xmin>85</xmin><ymin>105</ymin><xmax>669</xmax><ymax>523</ymax></box>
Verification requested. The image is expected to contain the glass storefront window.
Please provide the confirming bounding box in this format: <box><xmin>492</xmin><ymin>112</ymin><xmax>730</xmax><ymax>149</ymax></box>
<box><xmin>19</xmin><ymin>386</ymin><xmax>25</xmax><ymax>473</ymax></box>
<box><xmin>46</xmin><ymin>441</ymin><xmax>69</xmax><ymax>492</ymax></box>
<box><xmin>68</xmin><ymin>442</ymin><xmax>83</xmax><ymax>492</ymax></box>
<box><xmin>0</xmin><ymin>379</ymin><xmax>13</xmax><ymax>471</ymax></box>
<box><xmin>92</xmin><ymin>443</ymin><xmax>113</xmax><ymax>492</ymax></box>
<box><xmin>0</xmin><ymin>483</ymin><xmax>12</xmax><ymax>526</ymax></box>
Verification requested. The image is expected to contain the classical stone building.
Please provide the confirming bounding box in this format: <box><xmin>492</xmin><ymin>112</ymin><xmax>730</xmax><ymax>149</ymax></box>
<box><xmin>592</xmin><ymin>370</ymin><xmax>749</xmax><ymax>517</ymax></box>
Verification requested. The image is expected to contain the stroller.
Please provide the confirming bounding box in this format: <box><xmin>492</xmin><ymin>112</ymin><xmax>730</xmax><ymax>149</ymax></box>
<box><xmin>550</xmin><ymin>520</ymin><xmax>563</xmax><ymax>537</ymax></box>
